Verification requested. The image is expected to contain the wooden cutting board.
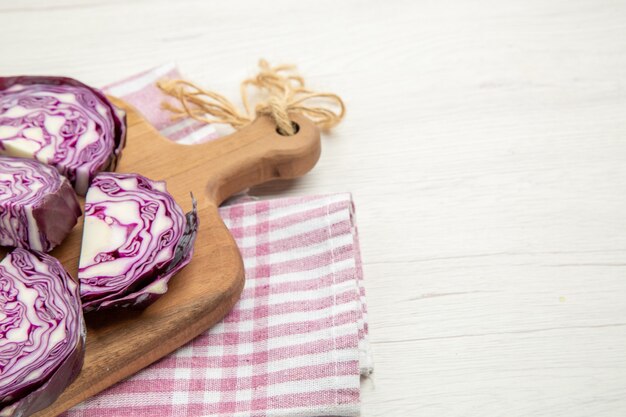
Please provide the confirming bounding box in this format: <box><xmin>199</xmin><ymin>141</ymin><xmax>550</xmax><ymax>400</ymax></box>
<box><xmin>14</xmin><ymin>98</ymin><xmax>321</xmax><ymax>416</ymax></box>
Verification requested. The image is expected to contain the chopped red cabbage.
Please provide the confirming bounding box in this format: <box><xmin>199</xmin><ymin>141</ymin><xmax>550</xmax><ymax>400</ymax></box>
<box><xmin>0</xmin><ymin>248</ymin><xmax>85</xmax><ymax>417</ymax></box>
<box><xmin>0</xmin><ymin>156</ymin><xmax>81</xmax><ymax>252</ymax></box>
<box><xmin>79</xmin><ymin>172</ymin><xmax>198</xmax><ymax>312</ymax></box>
<box><xmin>0</xmin><ymin>76</ymin><xmax>126</xmax><ymax>195</ymax></box>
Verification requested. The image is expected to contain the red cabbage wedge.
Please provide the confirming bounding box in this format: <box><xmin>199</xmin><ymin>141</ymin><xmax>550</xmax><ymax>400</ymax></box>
<box><xmin>0</xmin><ymin>248</ymin><xmax>85</xmax><ymax>417</ymax></box>
<box><xmin>78</xmin><ymin>172</ymin><xmax>198</xmax><ymax>312</ymax></box>
<box><xmin>0</xmin><ymin>76</ymin><xmax>126</xmax><ymax>195</ymax></box>
<box><xmin>0</xmin><ymin>156</ymin><xmax>81</xmax><ymax>252</ymax></box>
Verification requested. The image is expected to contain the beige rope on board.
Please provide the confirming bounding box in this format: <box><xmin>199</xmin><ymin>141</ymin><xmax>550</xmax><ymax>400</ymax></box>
<box><xmin>157</xmin><ymin>59</ymin><xmax>345</xmax><ymax>136</ymax></box>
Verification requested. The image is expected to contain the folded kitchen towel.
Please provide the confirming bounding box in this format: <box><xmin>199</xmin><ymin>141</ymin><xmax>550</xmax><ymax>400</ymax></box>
<box><xmin>60</xmin><ymin>65</ymin><xmax>371</xmax><ymax>417</ymax></box>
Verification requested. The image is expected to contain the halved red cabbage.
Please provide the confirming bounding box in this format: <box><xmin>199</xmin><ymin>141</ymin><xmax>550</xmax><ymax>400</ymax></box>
<box><xmin>78</xmin><ymin>172</ymin><xmax>198</xmax><ymax>312</ymax></box>
<box><xmin>0</xmin><ymin>248</ymin><xmax>85</xmax><ymax>417</ymax></box>
<box><xmin>0</xmin><ymin>156</ymin><xmax>81</xmax><ymax>252</ymax></box>
<box><xmin>0</xmin><ymin>76</ymin><xmax>126</xmax><ymax>195</ymax></box>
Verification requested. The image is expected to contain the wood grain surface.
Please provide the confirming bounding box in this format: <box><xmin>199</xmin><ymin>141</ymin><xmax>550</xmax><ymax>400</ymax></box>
<box><xmin>1</xmin><ymin>0</ymin><xmax>626</xmax><ymax>416</ymax></box>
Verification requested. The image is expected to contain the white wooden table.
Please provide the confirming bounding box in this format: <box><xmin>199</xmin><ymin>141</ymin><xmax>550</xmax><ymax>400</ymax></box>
<box><xmin>2</xmin><ymin>0</ymin><xmax>626</xmax><ymax>415</ymax></box>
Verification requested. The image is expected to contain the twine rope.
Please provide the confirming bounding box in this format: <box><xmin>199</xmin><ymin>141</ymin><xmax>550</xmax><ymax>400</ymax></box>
<box><xmin>157</xmin><ymin>59</ymin><xmax>345</xmax><ymax>136</ymax></box>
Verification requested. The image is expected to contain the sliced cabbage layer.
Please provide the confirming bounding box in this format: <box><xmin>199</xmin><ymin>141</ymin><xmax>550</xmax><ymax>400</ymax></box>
<box><xmin>0</xmin><ymin>248</ymin><xmax>85</xmax><ymax>417</ymax></box>
<box><xmin>0</xmin><ymin>76</ymin><xmax>126</xmax><ymax>195</ymax></box>
<box><xmin>79</xmin><ymin>172</ymin><xmax>198</xmax><ymax>312</ymax></box>
<box><xmin>0</xmin><ymin>156</ymin><xmax>81</xmax><ymax>252</ymax></box>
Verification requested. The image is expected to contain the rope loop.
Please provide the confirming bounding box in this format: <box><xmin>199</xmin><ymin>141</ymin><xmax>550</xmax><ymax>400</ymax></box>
<box><xmin>157</xmin><ymin>59</ymin><xmax>345</xmax><ymax>136</ymax></box>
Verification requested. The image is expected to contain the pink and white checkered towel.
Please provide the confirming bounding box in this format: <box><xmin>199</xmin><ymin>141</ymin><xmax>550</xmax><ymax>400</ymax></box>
<box><xmin>60</xmin><ymin>66</ymin><xmax>371</xmax><ymax>417</ymax></box>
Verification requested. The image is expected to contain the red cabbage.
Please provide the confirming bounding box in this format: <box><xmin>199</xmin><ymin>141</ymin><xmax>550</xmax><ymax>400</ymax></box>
<box><xmin>0</xmin><ymin>248</ymin><xmax>85</xmax><ymax>417</ymax></box>
<box><xmin>78</xmin><ymin>172</ymin><xmax>198</xmax><ymax>312</ymax></box>
<box><xmin>0</xmin><ymin>76</ymin><xmax>126</xmax><ymax>195</ymax></box>
<box><xmin>0</xmin><ymin>156</ymin><xmax>81</xmax><ymax>252</ymax></box>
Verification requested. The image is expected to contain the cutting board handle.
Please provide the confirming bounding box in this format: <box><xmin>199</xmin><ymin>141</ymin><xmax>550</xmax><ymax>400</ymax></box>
<box><xmin>198</xmin><ymin>113</ymin><xmax>321</xmax><ymax>205</ymax></box>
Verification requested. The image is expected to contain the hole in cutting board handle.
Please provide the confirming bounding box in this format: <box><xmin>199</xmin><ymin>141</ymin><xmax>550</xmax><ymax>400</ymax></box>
<box><xmin>276</xmin><ymin>122</ymin><xmax>300</xmax><ymax>136</ymax></box>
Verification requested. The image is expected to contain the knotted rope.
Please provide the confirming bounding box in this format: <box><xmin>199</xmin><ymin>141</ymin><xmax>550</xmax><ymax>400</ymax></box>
<box><xmin>157</xmin><ymin>59</ymin><xmax>345</xmax><ymax>136</ymax></box>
